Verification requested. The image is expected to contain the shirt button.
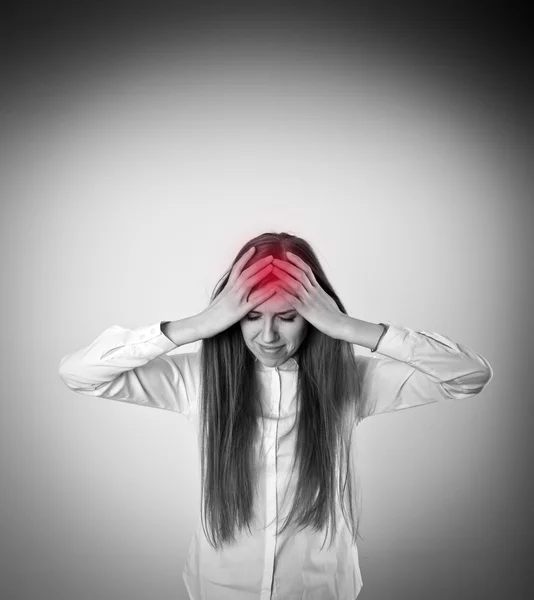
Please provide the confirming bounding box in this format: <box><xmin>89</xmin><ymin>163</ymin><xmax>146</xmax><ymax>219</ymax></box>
<box><xmin>150</xmin><ymin>328</ymin><xmax>155</xmax><ymax>334</ymax></box>
<box><xmin>140</xmin><ymin>334</ymin><xmax>146</xmax><ymax>340</ymax></box>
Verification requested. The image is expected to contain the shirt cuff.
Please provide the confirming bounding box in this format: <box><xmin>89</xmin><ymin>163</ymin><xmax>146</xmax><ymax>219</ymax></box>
<box><xmin>131</xmin><ymin>321</ymin><xmax>178</xmax><ymax>354</ymax></box>
<box><xmin>370</xmin><ymin>323</ymin><xmax>419</xmax><ymax>362</ymax></box>
<box><xmin>370</xmin><ymin>323</ymin><xmax>390</xmax><ymax>353</ymax></box>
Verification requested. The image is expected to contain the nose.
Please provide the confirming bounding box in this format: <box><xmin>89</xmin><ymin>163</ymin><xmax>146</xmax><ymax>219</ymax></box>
<box><xmin>261</xmin><ymin>321</ymin><xmax>280</xmax><ymax>344</ymax></box>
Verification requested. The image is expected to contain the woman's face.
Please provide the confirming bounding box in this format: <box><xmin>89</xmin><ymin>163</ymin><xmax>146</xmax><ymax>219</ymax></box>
<box><xmin>240</xmin><ymin>293</ymin><xmax>308</xmax><ymax>366</ymax></box>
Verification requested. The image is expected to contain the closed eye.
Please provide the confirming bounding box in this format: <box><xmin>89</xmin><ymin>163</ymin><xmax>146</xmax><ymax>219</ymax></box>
<box><xmin>246</xmin><ymin>315</ymin><xmax>296</xmax><ymax>322</ymax></box>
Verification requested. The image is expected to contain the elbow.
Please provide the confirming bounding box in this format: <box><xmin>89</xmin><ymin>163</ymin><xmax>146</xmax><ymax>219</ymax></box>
<box><xmin>58</xmin><ymin>360</ymin><xmax>72</xmax><ymax>387</ymax></box>
<box><xmin>479</xmin><ymin>354</ymin><xmax>494</xmax><ymax>389</ymax></box>
<box><xmin>58</xmin><ymin>354</ymin><xmax>77</xmax><ymax>389</ymax></box>
<box><xmin>457</xmin><ymin>354</ymin><xmax>494</xmax><ymax>395</ymax></box>
<box><xmin>441</xmin><ymin>361</ymin><xmax>494</xmax><ymax>399</ymax></box>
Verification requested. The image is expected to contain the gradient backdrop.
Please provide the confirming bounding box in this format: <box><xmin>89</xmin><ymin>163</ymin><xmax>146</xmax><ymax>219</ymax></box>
<box><xmin>1</xmin><ymin>2</ymin><xmax>531</xmax><ymax>599</ymax></box>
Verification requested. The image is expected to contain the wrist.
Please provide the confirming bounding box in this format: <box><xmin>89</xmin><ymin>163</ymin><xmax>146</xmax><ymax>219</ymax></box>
<box><xmin>338</xmin><ymin>315</ymin><xmax>387</xmax><ymax>350</ymax></box>
<box><xmin>161</xmin><ymin>314</ymin><xmax>206</xmax><ymax>346</ymax></box>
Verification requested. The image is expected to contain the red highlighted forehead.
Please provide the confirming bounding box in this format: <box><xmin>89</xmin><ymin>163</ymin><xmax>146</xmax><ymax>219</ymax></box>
<box><xmin>247</xmin><ymin>260</ymin><xmax>294</xmax><ymax>312</ymax></box>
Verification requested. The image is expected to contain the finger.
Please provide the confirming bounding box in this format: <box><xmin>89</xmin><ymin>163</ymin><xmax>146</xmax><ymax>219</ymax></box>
<box><xmin>272</xmin><ymin>275</ymin><xmax>292</xmax><ymax>290</ymax></box>
<box><xmin>278</xmin><ymin>281</ymin><xmax>300</xmax><ymax>300</ymax></box>
<box><xmin>248</xmin><ymin>283</ymin><xmax>277</xmax><ymax>306</ymax></box>
<box><xmin>271</xmin><ymin>266</ymin><xmax>307</xmax><ymax>300</ymax></box>
<box><xmin>272</xmin><ymin>283</ymin><xmax>299</xmax><ymax>307</ymax></box>
<box><xmin>228</xmin><ymin>246</ymin><xmax>256</xmax><ymax>284</ymax></box>
<box><xmin>283</xmin><ymin>252</ymin><xmax>318</xmax><ymax>286</ymax></box>
<box><xmin>243</xmin><ymin>263</ymin><xmax>273</xmax><ymax>290</ymax></box>
<box><xmin>271</xmin><ymin>265</ymin><xmax>298</xmax><ymax>286</ymax></box>
<box><xmin>241</xmin><ymin>255</ymin><xmax>274</xmax><ymax>282</ymax></box>
<box><xmin>272</xmin><ymin>258</ymin><xmax>314</xmax><ymax>291</ymax></box>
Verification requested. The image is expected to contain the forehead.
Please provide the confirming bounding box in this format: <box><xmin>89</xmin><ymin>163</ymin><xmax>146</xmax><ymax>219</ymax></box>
<box><xmin>251</xmin><ymin>294</ymin><xmax>295</xmax><ymax>314</ymax></box>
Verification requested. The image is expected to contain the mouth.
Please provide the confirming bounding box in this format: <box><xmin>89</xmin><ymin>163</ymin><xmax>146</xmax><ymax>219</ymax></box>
<box><xmin>259</xmin><ymin>345</ymin><xmax>283</xmax><ymax>353</ymax></box>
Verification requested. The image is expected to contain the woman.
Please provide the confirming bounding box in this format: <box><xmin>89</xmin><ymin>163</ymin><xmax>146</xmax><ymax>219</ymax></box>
<box><xmin>58</xmin><ymin>231</ymin><xmax>494</xmax><ymax>600</ymax></box>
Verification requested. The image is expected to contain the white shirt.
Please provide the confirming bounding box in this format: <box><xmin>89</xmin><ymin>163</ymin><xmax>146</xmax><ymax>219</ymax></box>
<box><xmin>58</xmin><ymin>321</ymin><xmax>493</xmax><ymax>600</ymax></box>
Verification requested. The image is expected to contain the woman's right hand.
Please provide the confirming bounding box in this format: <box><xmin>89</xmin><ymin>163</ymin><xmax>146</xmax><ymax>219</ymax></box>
<box><xmin>197</xmin><ymin>247</ymin><xmax>278</xmax><ymax>339</ymax></box>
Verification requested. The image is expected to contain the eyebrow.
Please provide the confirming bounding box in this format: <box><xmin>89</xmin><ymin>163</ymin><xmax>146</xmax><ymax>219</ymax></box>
<box><xmin>248</xmin><ymin>309</ymin><xmax>297</xmax><ymax>316</ymax></box>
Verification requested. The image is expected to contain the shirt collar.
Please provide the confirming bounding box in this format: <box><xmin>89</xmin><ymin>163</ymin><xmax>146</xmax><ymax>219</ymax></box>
<box><xmin>254</xmin><ymin>355</ymin><xmax>300</xmax><ymax>372</ymax></box>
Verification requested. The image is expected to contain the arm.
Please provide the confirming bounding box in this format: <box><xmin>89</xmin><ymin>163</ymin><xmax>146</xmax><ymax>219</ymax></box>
<box><xmin>58</xmin><ymin>317</ymin><xmax>205</xmax><ymax>420</ymax></box>
<box><xmin>337</xmin><ymin>316</ymin><xmax>389</xmax><ymax>352</ymax></box>
<box><xmin>339</xmin><ymin>318</ymin><xmax>494</xmax><ymax>418</ymax></box>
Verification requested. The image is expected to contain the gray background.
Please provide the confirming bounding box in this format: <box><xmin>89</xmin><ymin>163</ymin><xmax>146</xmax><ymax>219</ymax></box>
<box><xmin>1</xmin><ymin>2</ymin><xmax>531</xmax><ymax>599</ymax></box>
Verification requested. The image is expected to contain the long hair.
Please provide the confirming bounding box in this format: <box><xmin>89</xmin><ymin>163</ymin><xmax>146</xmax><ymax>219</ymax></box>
<box><xmin>198</xmin><ymin>232</ymin><xmax>366</xmax><ymax>552</ymax></box>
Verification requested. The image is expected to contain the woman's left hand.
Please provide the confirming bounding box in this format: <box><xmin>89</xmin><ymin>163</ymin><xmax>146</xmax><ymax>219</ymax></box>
<box><xmin>270</xmin><ymin>252</ymin><xmax>347</xmax><ymax>340</ymax></box>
